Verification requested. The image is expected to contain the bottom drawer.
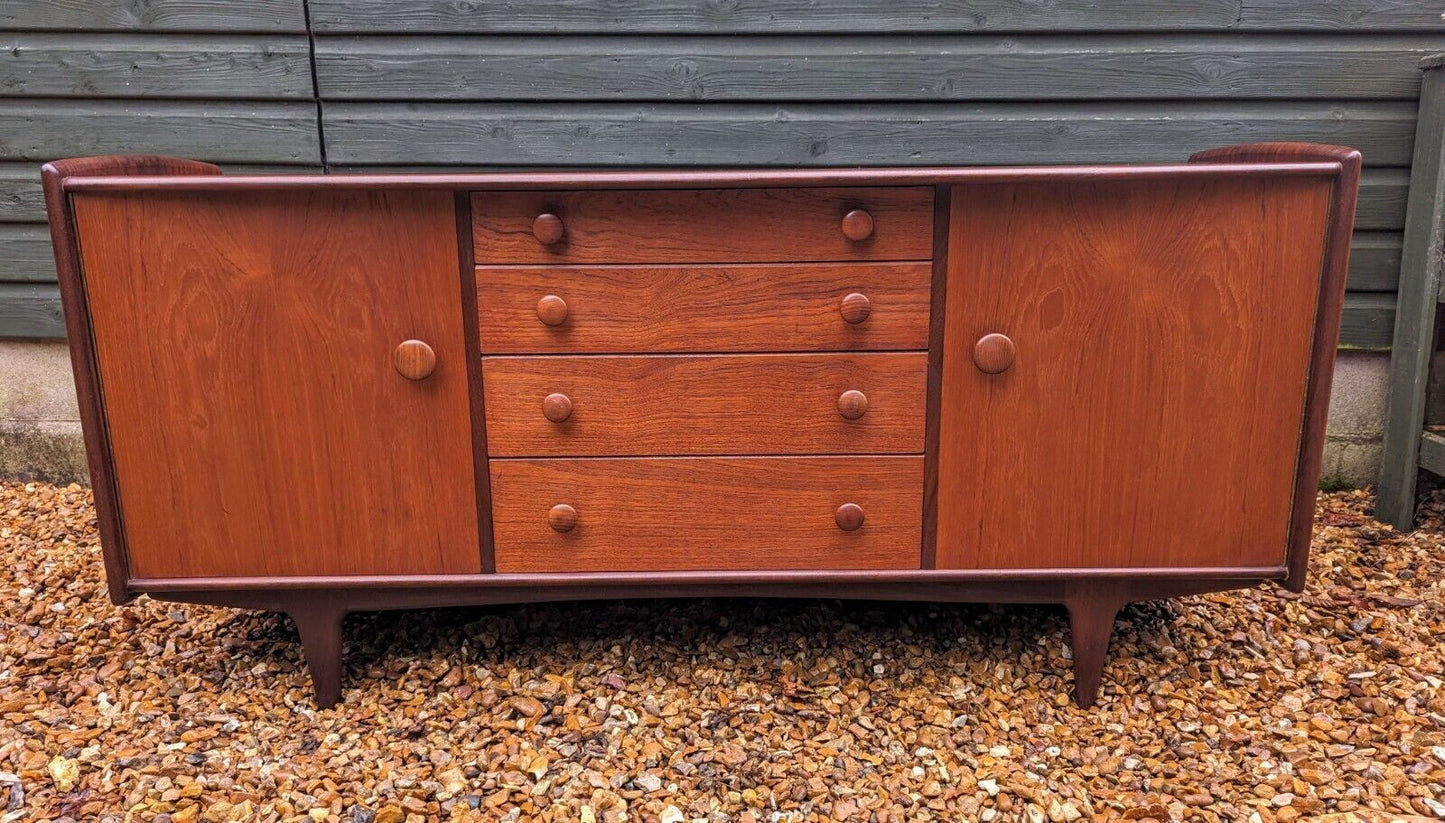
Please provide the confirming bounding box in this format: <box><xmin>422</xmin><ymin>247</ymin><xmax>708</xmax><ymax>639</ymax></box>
<box><xmin>490</xmin><ymin>457</ymin><xmax>923</xmax><ymax>572</ymax></box>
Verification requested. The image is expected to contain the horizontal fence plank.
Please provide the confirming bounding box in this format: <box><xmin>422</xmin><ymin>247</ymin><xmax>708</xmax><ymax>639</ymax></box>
<box><xmin>308</xmin><ymin>0</ymin><xmax>1445</xmax><ymax>33</ymax></box>
<box><xmin>1347</xmin><ymin>231</ymin><xmax>1402</xmax><ymax>292</ymax></box>
<box><xmin>323</xmin><ymin>101</ymin><xmax>1417</xmax><ymax>166</ymax></box>
<box><xmin>0</xmin><ymin>101</ymin><xmax>320</xmax><ymax>164</ymax></box>
<box><xmin>0</xmin><ymin>284</ymin><xmax>1400</xmax><ymax>346</ymax></box>
<box><xmin>1340</xmin><ymin>293</ymin><xmax>1396</xmax><ymax>350</ymax></box>
<box><xmin>315</xmin><ymin>34</ymin><xmax>1441</xmax><ymax>101</ymax></box>
<box><xmin>0</xmin><ymin>0</ymin><xmax>305</xmax><ymax>33</ymax></box>
<box><xmin>0</xmin><ymin>34</ymin><xmax>312</xmax><ymax>99</ymax></box>
<box><xmin>0</xmin><ymin>283</ymin><xmax>62</xmax><ymax>339</ymax></box>
<box><xmin>1356</xmin><ymin>167</ymin><xmax>1408</xmax><ymax>230</ymax></box>
<box><xmin>0</xmin><ymin>164</ymin><xmax>46</xmax><ymax>223</ymax></box>
<box><xmin>0</xmin><ymin>224</ymin><xmax>54</xmax><ymax>282</ymax></box>
<box><xmin>0</xmin><ymin>162</ymin><xmax>321</xmax><ymax>223</ymax></box>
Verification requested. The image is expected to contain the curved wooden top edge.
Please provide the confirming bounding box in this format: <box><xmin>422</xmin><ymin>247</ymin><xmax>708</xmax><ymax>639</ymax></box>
<box><xmin>61</xmin><ymin>163</ymin><xmax>1344</xmax><ymax>194</ymax></box>
<box><xmin>1189</xmin><ymin>141</ymin><xmax>1359</xmax><ymax>175</ymax></box>
<box><xmin>42</xmin><ymin>155</ymin><xmax>221</xmax><ymax>184</ymax></box>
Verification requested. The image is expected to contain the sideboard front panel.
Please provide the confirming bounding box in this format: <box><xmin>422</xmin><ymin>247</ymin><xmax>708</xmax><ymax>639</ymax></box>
<box><xmin>73</xmin><ymin>190</ymin><xmax>482</xmax><ymax>578</ymax></box>
<box><xmin>936</xmin><ymin>175</ymin><xmax>1334</xmax><ymax>569</ymax></box>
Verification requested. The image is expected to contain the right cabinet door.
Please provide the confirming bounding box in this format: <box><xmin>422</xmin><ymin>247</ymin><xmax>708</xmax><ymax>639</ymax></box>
<box><xmin>936</xmin><ymin>176</ymin><xmax>1334</xmax><ymax>569</ymax></box>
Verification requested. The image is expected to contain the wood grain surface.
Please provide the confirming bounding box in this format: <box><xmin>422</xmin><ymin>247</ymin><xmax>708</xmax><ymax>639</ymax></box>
<box><xmin>482</xmin><ymin>353</ymin><xmax>928</xmax><ymax>457</ymax></box>
<box><xmin>72</xmin><ymin>189</ymin><xmax>482</xmax><ymax>578</ymax></box>
<box><xmin>314</xmin><ymin>34</ymin><xmax>1442</xmax><ymax>101</ymax></box>
<box><xmin>934</xmin><ymin>175</ymin><xmax>1334</xmax><ymax>569</ymax></box>
<box><xmin>470</xmin><ymin>187</ymin><xmax>934</xmax><ymax>264</ymax></box>
<box><xmin>305</xmin><ymin>0</ymin><xmax>1442</xmax><ymax>33</ymax></box>
<box><xmin>475</xmin><ymin>262</ymin><xmax>932</xmax><ymax>353</ymax></box>
<box><xmin>489</xmin><ymin>456</ymin><xmax>923</xmax><ymax>572</ymax></box>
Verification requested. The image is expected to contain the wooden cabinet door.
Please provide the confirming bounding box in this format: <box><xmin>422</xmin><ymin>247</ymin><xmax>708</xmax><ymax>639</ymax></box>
<box><xmin>936</xmin><ymin>176</ymin><xmax>1334</xmax><ymax>570</ymax></box>
<box><xmin>73</xmin><ymin>190</ymin><xmax>482</xmax><ymax>578</ymax></box>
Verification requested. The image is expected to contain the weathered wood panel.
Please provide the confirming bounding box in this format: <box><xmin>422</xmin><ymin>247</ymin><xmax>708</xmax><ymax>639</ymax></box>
<box><xmin>1348</xmin><ymin>232</ymin><xmax>1403</xmax><ymax>292</ymax></box>
<box><xmin>307</xmin><ymin>0</ymin><xmax>1445</xmax><ymax>33</ymax></box>
<box><xmin>1340</xmin><ymin>293</ymin><xmax>1397</xmax><ymax>349</ymax></box>
<box><xmin>0</xmin><ymin>225</ymin><xmax>54</xmax><ymax>283</ymax></box>
<box><xmin>324</xmin><ymin>102</ymin><xmax>1417</xmax><ymax>167</ymax></box>
<box><xmin>315</xmin><ymin>35</ymin><xmax>1440</xmax><ymax>101</ymax></box>
<box><xmin>0</xmin><ymin>0</ymin><xmax>305</xmax><ymax>32</ymax></box>
<box><xmin>0</xmin><ymin>165</ymin><xmax>46</xmax><ymax>223</ymax></box>
<box><xmin>0</xmin><ymin>101</ymin><xmax>320</xmax><ymax>164</ymax></box>
<box><xmin>0</xmin><ymin>284</ymin><xmax>63</xmax><ymax>339</ymax></box>
<box><xmin>0</xmin><ymin>34</ymin><xmax>312</xmax><ymax>99</ymax></box>
<box><xmin>1357</xmin><ymin>168</ymin><xmax>1409</xmax><ymax>230</ymax></box>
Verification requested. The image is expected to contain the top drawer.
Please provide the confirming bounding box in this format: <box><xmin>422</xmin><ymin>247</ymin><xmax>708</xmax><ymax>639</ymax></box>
<box><xmin>471</xmin><ymin>187</ymin><xmax>934</xmax><ymax>265</ymax></box>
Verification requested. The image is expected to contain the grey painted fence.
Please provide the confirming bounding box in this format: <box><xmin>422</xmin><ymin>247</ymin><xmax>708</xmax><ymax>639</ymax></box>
<box><xmin>2</xmin><ymin>0</ymin><xmax>1442</xmax><ymax>344</ymax></box>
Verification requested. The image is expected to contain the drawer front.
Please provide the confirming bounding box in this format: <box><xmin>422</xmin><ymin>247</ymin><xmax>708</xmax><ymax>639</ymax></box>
<box><xmin>471</xmin><ymin>187</ymin><xmax>934</xmax><ymax>264</ymax></box>
<box><xmin>490</xmin><ymin>457</ymin><xmax>924</xmax><ymax>572</ymax></box>
<box><xmin>482</xmin><ymin>353</ymin><xmax>927</xmax><ymax>456</ymax></box>
<box><xmin>476</xmin><ymin>262</ymin><xmax>932</xmax><ymax>354</ymax></box>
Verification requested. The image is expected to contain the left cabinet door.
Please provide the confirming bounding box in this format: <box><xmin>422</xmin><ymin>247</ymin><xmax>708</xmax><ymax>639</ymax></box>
<box><xmin>72</xmin><ymin>190</ymin><xmax>482</xmax><ymax>578</ymax></box>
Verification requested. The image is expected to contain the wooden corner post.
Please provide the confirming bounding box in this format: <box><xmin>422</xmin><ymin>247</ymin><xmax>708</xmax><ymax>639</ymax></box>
<box><xmin>1378</xmin><ymin>55</ymin><xmax>1445</xmax><ymax>529</ymax></box>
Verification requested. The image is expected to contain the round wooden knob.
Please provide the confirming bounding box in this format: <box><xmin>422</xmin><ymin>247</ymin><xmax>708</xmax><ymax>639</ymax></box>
<box><xmin>548</xmin><ymin>504</ymin><xmax>578</xmax><ymax>533</ymax></box>
<box><xmin>973</xmin><ymin>333</ymin><xmax>1017</xmax><ymax>374</ymax></box>
<box><xmin>542</xmin><ymin>393</ymin><xmax>573</xmax><ymax>423</ymax></box>
<box><xmin>537</xmin><ymin>294</ymin><xmax>568</xmax><ymax>326</ymax></box>
<box><xmin>533</xmin><ymin>213</ymin><xmax>565</xmax><ymax>245</ymax></box>
<box><xmin>837</xmin><ymin>389</ymin><xmax>868</xmax><ymax>420</ymax></box>
<box><xmin>841</xmin><ymin>209</ymin><xmax>874</xmax><ymax>241</ymax></box>
<box><xmin>835</xmin><ymin>503</ymin><xmax>865</xmax><ymax>532</ymax></box>
<box><xmin>840</xmin><ymin>292</ymin><xmax>872</xmax><ymax>325</ymax></box>
<box><xmin>393</xmin><ymin>339</ymin><xmax>436</xmax><ymax>380</ymax></box>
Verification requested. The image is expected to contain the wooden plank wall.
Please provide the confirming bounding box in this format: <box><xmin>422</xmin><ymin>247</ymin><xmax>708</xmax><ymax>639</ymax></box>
<box><xmin>0</xmin><ymin>0</ymin><xmax>319</xmax><ymax>337</ymax></box>
<box><xmin>3</xmin><ymin>0</ymin><xmax>1443</xmax><ymax>345</ymax></box>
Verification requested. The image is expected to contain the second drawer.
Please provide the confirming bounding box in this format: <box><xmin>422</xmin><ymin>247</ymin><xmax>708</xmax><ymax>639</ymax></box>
<box><xmin>482</xmin><ymin>353</ymin><xmax>928</xmax><ymax>456</ymax></box>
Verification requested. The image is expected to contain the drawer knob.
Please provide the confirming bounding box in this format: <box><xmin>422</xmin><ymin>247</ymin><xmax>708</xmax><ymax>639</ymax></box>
<box><xmin>542</xmin><ymin>392</ymin><xmax>573</xmax><ymax>423</ymax></box>
<box><xmin>536</xmin><ymin>294</ymin><xmax>569</xmax><ymax>326</ymax></box>
<box><xmin>841</xmin><ymin>209</ymin><xmax>874</xmax><ymax>241</ymax></box>
<box><xmin>533</xmin><ymin>212</ymin><xmax>565</xmax><ymax>245</ymax></box>
<box><xmin>839</xmin><ymin>292</ymin><xmax>872</xmax><ymax>325</ymax></box>
<box><xmin>548</xmin><ymin>503</ymin><xmax>578</xmax><ymax>533</ymax></box>
<box><xmin>393</xmin><ymin>339</ymin><xmax>436</xmax><ymax>380</ymax></box>
<box><xmin>835</xmin><ymin>503</ymin><xmax>865</xmax><ymax>532</ymax></box>
<box><xmin>837</xmin><ymin>389</ymin><xmax>868</xmax><ymax>420</ymax></box>
<box><xmin>973</xmin><ymin>333</ymin><xmax>1017</xmax><ymax>374</ymax></box>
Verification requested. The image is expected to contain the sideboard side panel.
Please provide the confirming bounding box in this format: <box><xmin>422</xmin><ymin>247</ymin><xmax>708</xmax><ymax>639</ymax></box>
<box><xmin>936</xmin><ymin>174</ymin><xmax>1334</xmax><ymax>569</ymax></box>
<box><xmin>72</xmin><ymin>189</ymin><xmax>483</xmax><ymax>578</ymax></box>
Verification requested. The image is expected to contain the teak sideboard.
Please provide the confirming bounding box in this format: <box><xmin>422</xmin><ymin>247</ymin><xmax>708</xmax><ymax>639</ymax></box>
<box><xmin>42</xmin><ymin>143</ymin><xmax>1360</xmax><ymax>708</ymax></box>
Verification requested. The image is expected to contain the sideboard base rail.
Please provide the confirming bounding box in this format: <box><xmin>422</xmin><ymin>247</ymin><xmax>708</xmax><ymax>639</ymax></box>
<box><xmin>145</xmin><ymin>573</ymin><xmax>1275</xmax><ymax>709</ymax></box>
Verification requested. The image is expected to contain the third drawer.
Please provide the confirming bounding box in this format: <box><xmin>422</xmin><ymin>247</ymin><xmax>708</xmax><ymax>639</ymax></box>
<box><xmin>482</xmin><ymin>352</ymin><xmax>927</xmax><ymax>456</ymax></box>
<box><xmin>489</xmin><ymin>456</ymin><xmax>924</xmax><ymax>572</ymax></box>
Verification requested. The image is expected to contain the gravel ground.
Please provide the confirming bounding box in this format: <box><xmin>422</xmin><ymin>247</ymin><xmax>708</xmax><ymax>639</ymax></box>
<box><xmin>0</xmin><ymin>481</ymin><xmax>1442</xmax><ymax>823</ymax></box>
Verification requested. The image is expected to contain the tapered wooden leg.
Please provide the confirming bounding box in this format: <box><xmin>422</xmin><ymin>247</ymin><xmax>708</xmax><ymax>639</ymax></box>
<box><xmin>289</xmin><ymin>605</ymin><xmax>346</xmax><ymax>709</ymax></box>
<box><xmin>1064</xmin><ymin>583</ymin><xmax>1131</xmax><ymax>708</ymax></box>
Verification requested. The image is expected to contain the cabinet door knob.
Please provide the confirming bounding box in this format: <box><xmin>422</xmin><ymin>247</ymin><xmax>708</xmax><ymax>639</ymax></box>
<box><xmin>841</xmin><ymin>209</ymin><xmax>874</xmax><ymax>241</ymax></box>
<box><xmin>533</xmin><ymin>212</ymin><xmax>565</xmax><ymax>245</ymax></box>
<box><xmin>973</xmin><ymin>333</ymin><xmax>1017</xmax><ymax>374</ymax></box>
<box><xmin>536</xmin><ymin>294</ymin><xmax>569</xmax><ymax>326</ymax></box>
<box><xmin>542</xmin><ymin>392</ymin><xmax>573</xmax><ymax>422</ymax></box>
<box><xmin>548</xmin><ymin>503</ymin><xmax>578</xmax><ymax>533</ymax></box>
<box><xmin>393</xmin><ymin>339</ymin><xmax>436</xmax><ymax>380</ymax></box>
<box><xmin>837</xmin><ymin>389</ymin><xmax>868</xmax><ymax>420</ymax></box>
<box><xmin>839</xmin><ymin>292</ymin><xmax>872</xmax><ymax>324</ymax></box>
<box><xmin>835</xmin><ymin>503</ymin><xmax>865</xmax><ymax>532</ymax></box>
